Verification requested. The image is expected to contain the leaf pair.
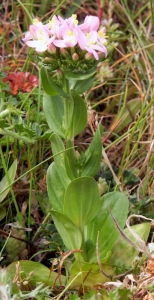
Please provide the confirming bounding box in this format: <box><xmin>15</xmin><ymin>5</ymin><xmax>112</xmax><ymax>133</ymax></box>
<box><xmin>41</xmin><ymin>66</ymin><xmax>88</xmax><ymax>139</ymax></box>
<box><xmin>43</xmin><ymin>91</ymin><xmax>87</xmax><ymax>140</ymax></box>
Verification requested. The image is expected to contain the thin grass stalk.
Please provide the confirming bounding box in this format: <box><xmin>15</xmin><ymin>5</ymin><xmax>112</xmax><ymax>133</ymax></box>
<box><xmin>0</xmin><ymin>146</ymin><xmax>22</xmax><ymax>224</ymax></box>
<box><xmin>120</xmin><ymin>98</ymin><xmax>154</xmax><ymax>176</ymax></box>
<box><xmin>0</xmin><ymin>148</ymin><xmax>74</xmax><ymax>198</ymax></box>
<box><xmin>150</xmin><ymin>0</ymin><xmax>154</xmax><ymax>29</ymax></box>
<box><xmin>122</xmin><ymin>0</ymin><xmax>153</xmax><ymax>64</ymax></box>
<box><xmin>16</xmin><ymin>0</ymin><xmax>33</xmax><ymax>22</ymax></box>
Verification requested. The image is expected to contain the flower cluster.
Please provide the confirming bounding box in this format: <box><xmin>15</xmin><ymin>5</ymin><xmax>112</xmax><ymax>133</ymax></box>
<box><xmin>23</xmin><ymin>15</ymin><xmax>107</xmax><ymax>61</ymax></box>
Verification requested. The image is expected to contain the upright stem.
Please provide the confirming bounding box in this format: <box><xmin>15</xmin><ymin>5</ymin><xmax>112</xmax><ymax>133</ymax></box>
<box><xmin>66</xmin><ymin>139</ymin><xmax>78</xmax><ymax>178</ymax></box>
<box><xmin>63</xmin><ymin>75</ymin><xmax>78</xmax><ymax>178</ymax></box>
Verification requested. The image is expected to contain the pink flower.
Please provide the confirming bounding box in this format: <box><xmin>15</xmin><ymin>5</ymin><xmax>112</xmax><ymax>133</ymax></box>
<box><xmin>53</xmin><ymin>26</ymin><xmax>79</xmax><ymax>48</ymax></box>
<box><xmin>79</xmin><ymin>16</ymin><xmax>100</xmax><ymax>33</ymax></box>
<box><xmin>77</xmin><ymin>30</ymin><xmax>107</xmax><ymax>60</ymax></box>
<box><xmin>23</xmin><ymin>19</ymin><xmax>55</xmax><ymax>52</ymax></box>
<box><xmin>23</xmin><ymin>15</ymin><xmax>108</xmax><ymax>60</ymax></box>
<box><xmin>98</xmin><ymin>27</ymin><xmax>107</xmax><ymax>44</ymax></box>
<box><xmin>47</xmin><ymin>14</ymin><xmax>78</xmax><ymax>39</ymax></box>
<box><xmin>47</xmin><ymin>16</ymin><xmax>62</xmax><ymax>38</ymax></box>
<box><xmin>57</xmin><ymin>14</ymin><xmax>78</xmax><ymax>30</ymax></box>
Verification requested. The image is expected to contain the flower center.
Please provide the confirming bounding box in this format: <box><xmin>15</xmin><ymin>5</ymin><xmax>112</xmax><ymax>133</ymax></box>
<box><xmin>33</xmin><ymin>18</ymin><xmax>39</xmax><ymax>25</ymax></box>
<box><xmin>98</xmin><ymin>30</ymin><xmax>108</xmax><ymax>38</ymax></box>
<box><xmin>48</xmin><ymin>20</ymin><xmax>54</xmax><ymax>29</ymax></box>
<box><xmin>37</xmin><ymin>29</ymin><xmax>44</xmax><ymax>40</ymax></box>
<box><xmin>67</xmin><ymin>30</ymin><xmax>74</xmax><ymax>36</ymax></box>
<box><xmin>72</xmin><ymin>14</ymin><xmax>78</xmax><ymax>25</ymax></box>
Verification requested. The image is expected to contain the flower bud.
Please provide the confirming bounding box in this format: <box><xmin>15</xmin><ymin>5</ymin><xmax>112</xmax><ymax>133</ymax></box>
<box><xmin>47</xmin><ymin>43</ymin><xmax>56</xmax><ymax>54</ymax></box>
<box><xmin>56</xmin><ymin>69</ymin><xmax>63</xmax><ymax>80</ymax></box>
<box><xmin>60</xmin><ymin>48</ymin><xmax>69</xmax><ymax>58</ymax></box>
<box><xmin>72</xmin><ymin>53</ymin><xmax>79</xmax><ymax>61</ymax></box>
<box><xmin>85</xmin><ymin>52</ymin><xmax>94</xmax><ymax>60</ymax></box>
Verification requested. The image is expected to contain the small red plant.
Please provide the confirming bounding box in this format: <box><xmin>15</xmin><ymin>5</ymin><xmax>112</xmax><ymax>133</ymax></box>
<box><xmin>3</xmin><ymin>72</ymin><xmax>38</xmax><ymax>95</ymax></box>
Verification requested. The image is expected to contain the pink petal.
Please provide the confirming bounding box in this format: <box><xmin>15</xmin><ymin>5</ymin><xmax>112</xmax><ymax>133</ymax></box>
<box><xmin>53</xmin><ymin>40</ymin><xmax>66</xmax><ymax>48</ymax></box>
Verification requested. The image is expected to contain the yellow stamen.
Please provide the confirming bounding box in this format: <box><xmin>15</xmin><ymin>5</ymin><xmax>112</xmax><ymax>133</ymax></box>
<box><xmin>67</xmin><ymin>30</ymin><xmax>74</xmax><ymax>36</ymax></box>
<box><xmin>33</xmin><ymin>18</ymin><xmax>39</xmax><ymax>25</ymax></box>
<box><xmin>72</xmin><ymin>14</ymin><xmax>77</xmax><ymax>19</ymax></box>
<box><xmin>48</xmin><ymin>20</ymin><xmax>54</xmax><ymax>29</ymax></box>
<box><xmin>72</xmin><ymin>14</ymin><xmax>78</xmax><ymax>25</ymax></box>
<box><xmin>38</xmin><ymin>35</ymin><xmax>43</xmax><ymax>40</ymax></box>
<box><xmin>98</xmin><ymin>30</ymin><xmax>108</xmax><ymax>38</ymax></box>
<box><xmin>38</xmin><ymin>30</ymin><xmax>43</xmax><ymax>40</ymax></box>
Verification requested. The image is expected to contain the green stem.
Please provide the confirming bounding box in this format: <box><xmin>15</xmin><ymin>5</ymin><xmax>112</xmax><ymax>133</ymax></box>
<box><xmin>66</xmin><ymin>139</ymin><xmax>78</xmax><ymax>178</ymax></box>
<box><xmin>62</xmin><ymin>76</ymin><xmax>78</xmax><ymax>177</ymax></box>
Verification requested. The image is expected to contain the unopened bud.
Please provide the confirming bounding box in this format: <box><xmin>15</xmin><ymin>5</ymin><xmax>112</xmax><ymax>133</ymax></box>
<box><xmin>56</xmin><ymin>69</ymin><xmax>63</xmax><ymax>80</ymax></box>
<box><xmin>72</xmin><ymin>53</ymin><xmax>79</xmax><ymax>61</ymax></box>
<box><xmin>98</xmin><ymin>178</ymin><xmax>108</xmax><ymax>196</ymax></box>
<box><xmin>85</xmin><ymin>52</ymin><xmax>94</xmax><ymax>60</ymax></box>
<box><xmin>60</xmin><ymin>48</ymin><xmax>69</xmax><ymax>58</ymax></box>
<box><xmin>47</xmin><ymin>43</ymin><xmax>56</xmax><ymax>54</ymax></box>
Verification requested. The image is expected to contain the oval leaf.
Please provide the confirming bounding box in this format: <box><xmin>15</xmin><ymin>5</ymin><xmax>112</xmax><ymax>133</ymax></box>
<box><xmin>86</xmin><ymin>191</ymin><xmax>129</xmax><ymax>262</ymax></box>
<box><xmin>41</xmin><ymin>66</ymin><xmax>69</xmax><ymax>98</ymax></box>
<box><xmin>63</xmin><ymin>177</ymin><xmax>100</xmax><ymax>229</ymax></box>
<box><xmin>74</xmin><ymin>76</ymin><xmax>95</xmax><ymax>94</ymax></box>
<box><xmin>109</xmin><ymin>222</ymin><xmax>151</xmax><ymax>268</ymax></box>
<box><xmin>69</xmin><ymin>261</ymin><xmax>113</xmax><ymax>288</ymax></box>
<box><xmin>43</xmin><ymin>93</ymin><xmax>65</xmax><ymax>137</ymax></box>
<box><xmin>51</xmin><ymin>210</ymin><xmax>82</xmax><ymax>250</ymax></box>
<box><xmin>47</xmin><ymin>162</ymin><xmax>70</xmax><ymax>212</ymax></box>
<box><xmin>6</xmin><ymin>260</ymin><xmax>65</xmax><ymax>293</ymax></box>
<box><xmin>51</xmin><ymin>133</ymin><xmax>75</xmax><ymax>180</ymax></box>
<box><xmin>41</xmin><ymin>66</ymin><xmax>58</xmax><ymax>96</ymax></box>
<box><xmin>63</xmin><ymin>68</ymin><xmax>96</xmax><ymax>80</ymax></box>
<box><xmin>81</xmin><ymin>124</ymin><xmax>103</xmax><ymax>177</ymax></box>
<box><xmin>66</xmin><ymin>90</ymin><xmax>87</xmax><ymax>139</ymax></box>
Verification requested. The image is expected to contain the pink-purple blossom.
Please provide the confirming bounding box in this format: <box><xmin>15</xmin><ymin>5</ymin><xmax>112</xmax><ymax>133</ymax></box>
<box><xmin>23</xmin><ymin>15</ymin><xmax>108</xmax><ymax>60</ymax></box>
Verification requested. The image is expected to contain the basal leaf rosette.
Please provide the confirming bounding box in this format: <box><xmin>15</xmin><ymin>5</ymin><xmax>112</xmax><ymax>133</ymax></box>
<box><xmin>23</xmin><ymin>15</ymin><xmax>108</xmax><ymax>76</ymax></box>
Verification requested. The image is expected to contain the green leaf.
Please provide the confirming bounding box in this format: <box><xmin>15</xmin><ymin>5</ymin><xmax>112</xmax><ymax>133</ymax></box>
<box><xmin>74</xmin><ymin>76</ymin><xmax>95</xmax><ymax>94</ymax></box>
<box><xmin>51</xmin><ymin>210</ymin><xmax>82</xmax><ymax>250</ymax></box>
<box><xmin>47</xmin><ymin>162</ymin><xmax>70</xmax><ymax>212</ymax></box>
<box><xmin>86</xmin><ymin>192</ymin><xmax>129</xmax><ymax>262</ymax></box>
<box><xmin>66</xmin><ymin>89</ymin><xmax>87</xmax><ymax>139</ymax></box>
<box><xmin>51</xmin><ymin>133</ymin><xmax>75</xmax><ymax>180</ymax></box>
<box><xmin>40</xmin><ymin>66</ymin><xmax>58</xmax><ymax>96</ymax></box>
<box><xmin>63</xmin><ymin>177</ymin><xmax>100</xmax><ymax>229</ymax></box>
<box><xmin>64</xmin><ymin>68</ymin><xmax>96</xmax><ymax>80</ymax></box>
<box><xmin>109</xmin><ymin>222</ymin><xmax>151</xmax><ymax>268</ymax></box>
<box><xmin>0</xmin><ymin>159</ymin><xmax>17</xmax><ymax>203</ymax></box>
<box><xmin>69</xmin><ymin>261</ymin><xmax>114</xmax><ymax>288</ymax></box>
<box><xmin>43</xmin><ymin>93</ymin><xmax>65</xmax><ymax>137</ymax></box>
<box><xmin>81</xmin><ymin>124</ymin><xmax>103</xmax><ymax>177</ymax></box>
<box><xmin>6</xmin><ymin>260</ymin><xmax>66</xmax><ymax>293</ymax></box>
<box><xmin>40</xmin><ymin>66</ymin><xmax>69</xmax><ymax>98</ymax></box>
